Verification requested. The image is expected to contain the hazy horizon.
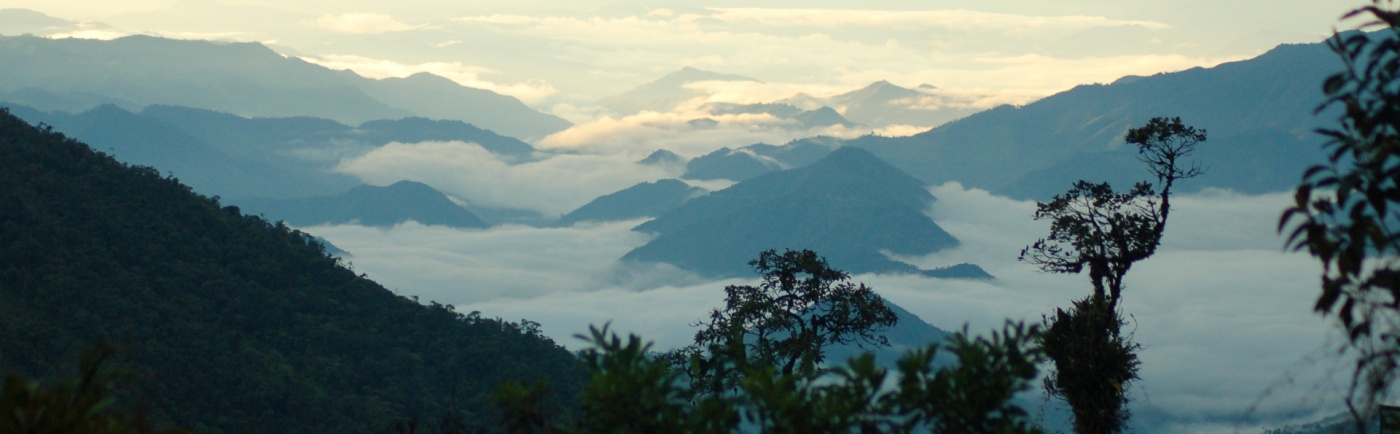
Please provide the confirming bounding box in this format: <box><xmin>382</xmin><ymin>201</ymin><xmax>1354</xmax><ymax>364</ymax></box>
<box><xmin>0</xmin><ymin>1</ymin><xmax>1352</xmax><ymax>121</ymax></box>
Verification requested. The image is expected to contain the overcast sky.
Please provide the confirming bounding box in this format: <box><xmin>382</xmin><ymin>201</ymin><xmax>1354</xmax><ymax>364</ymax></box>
<box><xmin>2</xmin><ymin>0</ymin><xmax>1356</xmax><ymax>116</ymax></box>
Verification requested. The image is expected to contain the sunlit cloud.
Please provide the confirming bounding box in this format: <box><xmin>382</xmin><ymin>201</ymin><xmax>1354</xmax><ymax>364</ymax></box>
<box><xmin>707</xmin><ymin>8</ymin><xmax>1171</xmax><ymax>32</ymax></box>
<box><xmin>534</xmin><ymin>109</ymin><xmax>883</xmax><ymax>157</ymax></box>
<box><xmin>308</xmin><ymin>13</ymin><xmax>419</xmax><ymax>34</ymax></box>
<box><xmin>298</xmin><ymin>54</ymin><xmax>557</xmax><ymax>105</ymax></box>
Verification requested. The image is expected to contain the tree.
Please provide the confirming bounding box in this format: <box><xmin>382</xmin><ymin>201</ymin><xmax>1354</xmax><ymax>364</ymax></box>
<box><xmin>675</xmin><ymin>249</ymin><xmax>898</xmax><ymax>395</ymax></box>
<box><xmin>0</xmin><ymin>346</ymin><xmax>188</xmax><ymax>434</ymax></box>
<box><xmin>1281</xmin><ymin>1</ymin><xmax>1400</xmax><ymax>425</ymax></box>
<box><xmin>1020</xmin><ymin>117</ymin><xmax>1204</xmax><ymax>309</ymax></box>
<box><xmin>495</xmin><ymin>251</ymin><xmax>1049</xmax><ymax>434</ymax></box>
<box><xmin>1021</xmin><ymin>116</ymin><xmax>1204</xmax><ymax>434</ymax></box>
<box><xmin>512</xmin><ymin>323</ymin><xmax>1046</xmax><ymax>434</ymax></box>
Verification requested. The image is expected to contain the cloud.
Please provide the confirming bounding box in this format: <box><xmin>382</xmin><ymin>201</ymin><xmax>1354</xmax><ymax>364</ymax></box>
<box><xmin>309</xmin><ymin>13</ymin><xmax>418</xmax><ymax>34</ymax></box>
<box><xmin>443</xmin><ymin>8</ymin><xmax>1245</xmax><ymax>106</ymax></box>
<box><xmin>334</xmin><ymin>140</ymin><xmax>676</xmax><ymax>216</ymax></box>
<box><xmin>706</xmin><ymin>8</ymin><xmax>1171</xmax><ymax>33</ymax></box>
<box><xmin>298</xmin><ymin>54</ymin><xmax>557</xmax><ymax>105</ymax></box>
<box><xmin>534</xmin><ymin>109</ymin><xmax>880</xmax><ymax>156</ymax></box>
<box><xmin>304</xmin><ymin>180</ymin><xmax>1349</xmax><ymax>433</ymax></box>
<box><xmin>303</xmin><ymin>220</ymin><xmax>668</xmax><ymax>301</ymax></box>
<box><xmin>44</xmin><ymin>29</ymin><xmax>129</xmax><ymax>40</ymax></box>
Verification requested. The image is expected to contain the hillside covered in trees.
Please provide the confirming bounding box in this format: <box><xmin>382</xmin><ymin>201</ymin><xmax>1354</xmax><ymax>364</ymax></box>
<box><xmin>0</xmin><ymin>108</ymin><xmax>586</xmax><ymax>433</ymax></box>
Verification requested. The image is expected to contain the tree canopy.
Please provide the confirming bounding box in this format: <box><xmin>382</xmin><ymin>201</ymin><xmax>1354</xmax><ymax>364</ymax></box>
<box><xmin>674</xmin><ymin>249</ymin><xmax>897</xmax><ymax>394</ymax></box>
<box><xmin>1281</xmin><ymin>1</ymin><xmax>1400</xmax><ymax>424</ymax></box>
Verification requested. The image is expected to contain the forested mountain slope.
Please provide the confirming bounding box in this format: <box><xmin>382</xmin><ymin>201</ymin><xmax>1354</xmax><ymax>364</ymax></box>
<box><xmin>0</xmin><ymin>109</ymin><xmax>584</xmax><ymax>433</ymax></box>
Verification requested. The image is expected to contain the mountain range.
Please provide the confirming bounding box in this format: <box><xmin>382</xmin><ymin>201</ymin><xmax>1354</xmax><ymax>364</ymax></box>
<box><xmin>0</xmin><ymin>34</ymin><xmax>571</xmax><ymax>140</ymax></box>
<box><xmin>598</xmin><ymin>66</ymin><xmax>763</xmax><ymax>115</ymax></box>
<box><xmin>2</xmin><ymin>103</ymin><xmax>532</xmax><ymax>205</ymax></box>
<box><xmin>860</xmin><ymin>40</ymin><xmax>1338</xmax><ymax>199</ymax></box>
<box><xmin>675</xmin><ymin>39</ymin><xmax>1339</xmax><ymax>200</ymax></box>
<box><xmin>602</xmin><ymin>66</ymin><xmax>985</xmax><ymax>130</ymax></box>
<box><xmin>623</xmin><ymin>147</ymin><xmax>982</xmax><ymax>278</ymax></box>
<box><xmin>557</xmin><ymin>179</ymin><xmax>707</xmax><ymax>227</ymax></box>
<box><xmin>239</xmin><ymin>180</ymin><xmax>489</xmax><ymax>229</ymax></box>
<box><xmin>799</xmin><ymin>81</ymin><xmax>984</xmax><ymax>129</ymax></box>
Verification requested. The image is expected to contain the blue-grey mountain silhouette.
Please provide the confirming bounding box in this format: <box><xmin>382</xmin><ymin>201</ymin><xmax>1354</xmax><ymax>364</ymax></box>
<box><xmin>558</xmin><ymin>179</ymin><xmax>706</xmax><ymax>226</ymax></box>
<box><xmin>0</xmin><ymin>34</ymin><xmax>570</xmax><ymax>140</ymax></box>
<box><xmin>625</xmin><ymin>147</ymin><xmax>978</xmax><ymax>278</ymax></box>
<box><xmin>239</xmin><ymin>180</ymin><xmax>488</xmax><ymax>229</ymax></box>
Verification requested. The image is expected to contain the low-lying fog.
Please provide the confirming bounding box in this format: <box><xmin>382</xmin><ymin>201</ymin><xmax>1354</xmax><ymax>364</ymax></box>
<box><xmin>306</xmin><ymin>183</ymin><xmax>1342</xmax><ymax>434</ymax></box>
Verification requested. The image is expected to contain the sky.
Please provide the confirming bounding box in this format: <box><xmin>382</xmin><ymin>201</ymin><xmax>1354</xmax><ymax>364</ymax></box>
<box><xmin>0</xmin><ymin>0</ymin><xmax>1357</xmax><ymax>119</ymax></box>
<box><xmin>0</xmin><ymin>0</ymin><xmax>1376</xmax><ymax>432</ymax></box>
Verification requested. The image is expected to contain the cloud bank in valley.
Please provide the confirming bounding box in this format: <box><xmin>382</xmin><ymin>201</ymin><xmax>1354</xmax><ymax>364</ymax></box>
<box><xmin>333</xmin><ymin>140</ymin><xmax>676</xmax><ymax>216</ymax></box>
<box><xmin>304</xmin><ymin>181</ymin><xmax>1347</xmax><ymax>433</ymax></box>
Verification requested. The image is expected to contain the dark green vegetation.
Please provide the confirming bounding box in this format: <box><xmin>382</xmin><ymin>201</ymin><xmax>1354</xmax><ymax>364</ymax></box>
<box><xmin>1023</xmin><ymin>117</ymin><xmax>1205</xmax><ymax>434</ymax></box>
<box><xmin>557</xmin><ymin>179</ymin><xmax>706</xmax><ymax>226</ymax></box>
<box><xmin>239</xmin><ymin>181</ymin><xmax>489</xmax><ymax>229</ymax></box>
<box><xmin>2</xmin><ymin>347</ymin><xmax>186</xmax><ymax>434</ymax></box>
<box><xmin>675</xmin><ymin>249</ymin><xmax>898</xmax><ymax>391</ymax></box>
<box><xmin>1282</xmin><ymin>5</ymin><xmax>1400</xmax><ymax>428</ymax></box>
<box><xmin>0</xmin><ymin>34</ymin><xmax>571</xmax><ymax>140</ymax></box>
<box><xmin>0</xmin><ymin>108</ymin><xmax>585</xmax><ymax>433</ymax></box>
<box><xmin>496</xmin><ymin>251</ymin><xmax>1044</xmax><ymax>434</ymax></box>
<box><xmin>624</xmin><ymin>146</ymin><xmax>977</xmax><ymax>278</ymax></box>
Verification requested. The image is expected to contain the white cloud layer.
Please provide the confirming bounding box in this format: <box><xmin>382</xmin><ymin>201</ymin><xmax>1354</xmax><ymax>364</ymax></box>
<box><xmin>334</xmin><ymin>140</ymin><xmax>677</xmax><ymax>215</ymax></box>
<box><xmin>303</xmin><ymin>183</ymin><xmax>1352</xmax><ymax>433</ymax></box>
<box><xmin>706</xmin><ymin>8</ymin><xmax>1171</xmax><ymax>32</ymax></box>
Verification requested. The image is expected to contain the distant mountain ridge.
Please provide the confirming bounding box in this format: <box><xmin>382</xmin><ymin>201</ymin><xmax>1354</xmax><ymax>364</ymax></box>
<box><xmin>852</xmin><ymin>40</ymin><xmax>1339</xmax><ymax>199</ymax></box>
<box><xmin>0</xmin><ymin>34</ymin><xmax>570</xmax><ymax>140</ymax></box>
<box><xmin>558</xmin><ymin>179</ymin><xmax>706</xmax><ymax>226</ymax></box>
<box><xmin>624</xmin><ymin>147</ymin><xmax>977</xmax><ymax>278</ymax></box>
<box><xmin>240</xmin><ymin>180</ymin><xmax>489</xmax><ymax>229</ymax></box>
<box><xmin>3</xmin><ymin>103</ymin><xmax>536</xmax><ymax>202</ymax></box>
<box><xmin>686</xmin><ymin>38</ymin><xmax>1338</xmax><ymax>199</ymax></box>
<box><xmin>819</xmin><ymin>81</ymin><xmax>982</xmax><ymax>129</ymax></box>
<box><xmin>600</xmin><ymin>67</ymin><xmax>978</xmax><ymax>130</ymax></box>
<box><xmin>599</xmin><ymin>66</ymin><xmax>762</xmax><ymax>115</ymax></box>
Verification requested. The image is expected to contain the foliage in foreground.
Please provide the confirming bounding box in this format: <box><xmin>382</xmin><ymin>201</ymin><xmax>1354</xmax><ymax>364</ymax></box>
<box><xmin>672</xmin><ymin>249</ymin><xmax>898</xmax><ymax>396</ymax></box>
<box><xmin>1280</xmin><ymin>1</ymin><xmax>1400</xmax><ymax>428</ymax></box>
<box><xmin>0</xmin><ymin>347</ymin><xmax>187</xmax><ymax>434</ymax></box>
<box><xmin>498</xmin><ymin>323</ymin><xmax>1044</xmax><ymax>434</ymax></box>
<box><xmin>496</xmin><ymin>250</ymin><xmax>1046</xmax><ymax>434</ymax></box>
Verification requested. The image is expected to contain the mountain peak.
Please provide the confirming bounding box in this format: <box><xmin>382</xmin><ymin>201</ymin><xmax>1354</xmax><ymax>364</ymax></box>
<box><xmin>626</xmin><ymin>144</ymin><xmax>959</xmax><ymax>277</ymax></box>
<box><xmin>658</xmin><ymin>67</ymin><xmax>762</xmax><ymax>85</ymax></box>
